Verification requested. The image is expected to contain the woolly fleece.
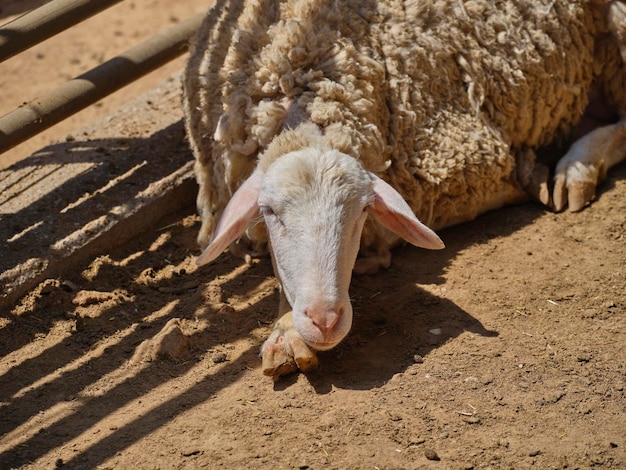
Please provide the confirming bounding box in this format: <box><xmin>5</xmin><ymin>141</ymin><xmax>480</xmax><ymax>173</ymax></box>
<box><xmin>183</xmin><ymin>0</ymin><xmax>625</xmax><ymax>260</ymax></box>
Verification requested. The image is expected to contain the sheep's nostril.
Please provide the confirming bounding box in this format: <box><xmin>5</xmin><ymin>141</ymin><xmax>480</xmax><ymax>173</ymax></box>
<box><xmin>305</xmin><ymin>306</ymin><xmax>342</xmax><ymax>332</ymax></box>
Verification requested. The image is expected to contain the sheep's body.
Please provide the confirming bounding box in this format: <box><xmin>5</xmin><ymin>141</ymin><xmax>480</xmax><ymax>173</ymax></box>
<box><xmin>183</xmin><ymin>0</ymin><xmax>626</xmax><ymax>378</ymax></box>
<box><xmin>185</xmin><ymin>0</ymin><xmax>624</xmax><ymax>261</ymax></box>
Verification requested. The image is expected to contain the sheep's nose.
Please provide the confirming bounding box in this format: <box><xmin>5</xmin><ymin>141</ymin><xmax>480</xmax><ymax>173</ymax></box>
<box><xmin>305</xmin><ymin>306</ymin><xmax>343</xmax><ymax>333</ymax></box>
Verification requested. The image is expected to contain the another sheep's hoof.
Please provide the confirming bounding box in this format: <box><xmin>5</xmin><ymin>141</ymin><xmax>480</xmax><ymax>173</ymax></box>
<box><xmin>261</xmin><ymin>311</ymin><xmax>318</xmax><ymax>381</ymax></box>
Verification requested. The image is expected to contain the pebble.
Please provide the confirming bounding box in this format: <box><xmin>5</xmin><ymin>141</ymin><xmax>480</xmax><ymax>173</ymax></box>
<box><xmin>212</xmin><ymin>352</ymin><xmax>227</xmax><ymax>363</ymax></box>
<box><xmin>61</xmin><ymin>280</ymin><xmax>79</xmax><ymax>292</ymax></box>
<box><xmin>413</xmin><ymin>354</ymin><xmax>424</xmax><ymax>364</ymax></box>
<box><xmin>462</xmin><ymin>416</ymin><xmax>481</xmax><ymax>424</ymax></box>
<box><xmin>424</xmin><ymin>449</ymin><xmax>440</xmax><ymax>461</ymax></box>
<box><xmin>181</xmin><ymin>448</ymin><xmax>201</xmax><ymax>457</ymax></box>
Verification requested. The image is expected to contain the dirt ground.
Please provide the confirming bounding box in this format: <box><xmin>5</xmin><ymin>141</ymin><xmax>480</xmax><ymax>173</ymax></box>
<box><xmin>1</xmin><ymin>2</ymin><xmax>626</xmax><ymax>470</ymax></box>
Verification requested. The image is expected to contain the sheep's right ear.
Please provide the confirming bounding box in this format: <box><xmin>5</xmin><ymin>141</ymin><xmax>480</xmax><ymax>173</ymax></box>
<box><xmin>196</xmin><ymin>169</ymin><xmax>263</xmax><ymax>266</ymax></box>
<box><xmin>368</xmin><ymin>173</ymin><xmax>445</xmax><ymax>250</ymax></box>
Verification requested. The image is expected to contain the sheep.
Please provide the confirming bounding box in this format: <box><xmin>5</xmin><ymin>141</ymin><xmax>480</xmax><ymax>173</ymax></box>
<box><xmin>183</xmin><ymin>0</ymin><xmax>626</xmax><ymax>380</ymax></box>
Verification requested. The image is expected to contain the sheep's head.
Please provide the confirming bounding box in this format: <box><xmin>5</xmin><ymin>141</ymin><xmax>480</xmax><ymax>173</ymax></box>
<box><xmin>197</xmin><ymin>148</ymin><xmax>444</xmax><ymax>350</ymax></box>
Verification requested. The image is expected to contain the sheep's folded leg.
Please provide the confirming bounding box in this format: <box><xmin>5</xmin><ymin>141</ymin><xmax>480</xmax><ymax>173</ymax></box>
<box><xmin>261</xmin><ymin>310</ymin><xmax>318</xmax><ymax>381</ymax></box>
<box><xmin>516</xmin><ymin>148</ymin><xmax>552</xmax><ymax>208</ymax></box>
<box><xmin>354</xmin><ymin>247</ymin><xmax>391</xmax><ymax>275</ymax></box>
<box><xmin>553</xmin><ymin>118</ymin><xmax>626</xmax><ymax>212</ymax></box>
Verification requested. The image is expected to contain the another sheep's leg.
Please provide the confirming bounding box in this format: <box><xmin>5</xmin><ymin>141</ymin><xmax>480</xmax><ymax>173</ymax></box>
<box><xmin>261</xmin><ymin>290</ymin><xmax>318</xmax><ymax>381</ymax></box>
<box><xmin>553</xmin><ymin>117</ymin><xmax>626</xmax><ymax>212</ymax></box>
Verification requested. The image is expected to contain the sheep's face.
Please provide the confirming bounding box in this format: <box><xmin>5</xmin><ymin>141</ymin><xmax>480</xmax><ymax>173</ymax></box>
<box><xmin>258</xmin><ymin>149</ymin><xmax>373</xmax><ymax>350</ymax></box>
<box><xmin>196</xmin><ymin>146</ymin><xmax>443</xmax><ymax>352</ymax></box>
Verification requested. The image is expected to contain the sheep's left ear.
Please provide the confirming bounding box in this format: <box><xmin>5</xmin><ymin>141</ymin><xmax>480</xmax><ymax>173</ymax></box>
<box><xmin>196</xmin><ymin>169</ymin><xmax>263</xmax><ymax>266</ymax></box>
<box><xmin>368</xmin><ymin>173</ymin><xmax>445</xmax><ymax>250</ymax></box>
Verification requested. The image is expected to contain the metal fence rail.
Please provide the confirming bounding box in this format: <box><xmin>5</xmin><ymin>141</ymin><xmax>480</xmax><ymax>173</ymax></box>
<box><xmin>0</xmin><ymin>0</ymin><xmax>205</xmax><ymax>157</ymax></box>
<box><xmin>0</xmin><ymin>0</ymin><xmax>124</xmax><ymax>63</ymax></box>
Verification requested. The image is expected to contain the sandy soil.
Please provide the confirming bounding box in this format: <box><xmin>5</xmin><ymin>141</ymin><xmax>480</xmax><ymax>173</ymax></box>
<box><xmin>1</xmin><ymin>1</ymin><xmax>625</xmax><ymax>469</ymax></box>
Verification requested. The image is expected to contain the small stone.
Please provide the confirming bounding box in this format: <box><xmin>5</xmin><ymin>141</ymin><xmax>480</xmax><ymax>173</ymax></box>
<box><xmin>413</xmin><ymin>354</ymin><xmax>424</xmax><ymax>364</ymax></box>
<box><xmin>424</xmin><ymin>449</ymin><xmax>440</xmax><ymax>461</ymax></box>
<box><xmin>529</xmin><ymin>450</ymin><xmax>541</xmax><ymax>457</ymax></box>
<box><xmin>462</xmin><ymin>416</ymin><xmax>481</xmax><ymax>424</ymax></box>
<box><xmin>212</xmin><ymin>352</ymin><xmax>227</xmax><ymax>364</ymax></box>
<box><xmin>429</xmin><ymin>328</ymin><xmax>442</xmax><ymax>335</ymax></box>
<box><xmin>61</xmin><ymin>280</ymin><xmax>79</xmax><ymax>292</ymax></box>
<box><xmin>181</xmin><ymin>448</ymin><xmax>201</xmax><ymax>457</ymax></box>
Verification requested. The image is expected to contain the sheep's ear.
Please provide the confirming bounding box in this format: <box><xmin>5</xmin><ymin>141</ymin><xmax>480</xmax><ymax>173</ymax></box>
<box><xmin>368</xmin><ymin>173</ymin><xmax>445</xmax><ymax>250</ymax></box>
<box><xmin>196</xmin><ymin>169</ymin><xmax>263</xmax><ymax>266</ymax></box>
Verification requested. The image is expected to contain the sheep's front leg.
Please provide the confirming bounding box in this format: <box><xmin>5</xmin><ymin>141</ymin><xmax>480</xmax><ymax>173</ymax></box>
<box><xmin>260</xmin><ymin>291</ymin><xmax>318</xmax><ymax>381</ymax></box>
<box><xmin>553</xmin><ymin>118</ymin><xmax>626</xmax><ymax>212</ymax></box>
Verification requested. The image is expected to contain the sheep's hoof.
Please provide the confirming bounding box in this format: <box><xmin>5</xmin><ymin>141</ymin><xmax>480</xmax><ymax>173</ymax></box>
<box><xmin>261</xmin><ymin>311</ymin><xmax>318</xmax><ymax>381</ymax></box>
<box><xmin>553</xmin><ymin>174</ymin><xmax>597</xmax><ymax>212</ymax></box>
<box><xmin>553</xmin><ymin>118</ymin><xmax>626</xmax><ymax>212</ymax></box>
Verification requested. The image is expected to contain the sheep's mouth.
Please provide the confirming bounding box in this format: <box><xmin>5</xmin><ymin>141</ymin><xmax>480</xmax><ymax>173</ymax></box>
<box><xmin>296</xmin><ymin>323</ymin><xmax>347</xmax><ymax>351</ymax></box>
<box><xmin>303</xmin><ymin>337</ymin><xmax>342</xmax><ymax>351</ymax></box>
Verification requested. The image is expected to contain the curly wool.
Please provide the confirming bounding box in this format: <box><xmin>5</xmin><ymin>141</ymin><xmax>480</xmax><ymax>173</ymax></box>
<box><xmin>183</xmin><ymin>0</ymin><xmax>625</xmax><ymax>257</ymax></box>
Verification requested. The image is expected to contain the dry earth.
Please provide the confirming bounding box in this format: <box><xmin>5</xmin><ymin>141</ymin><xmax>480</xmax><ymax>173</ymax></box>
<box><xmin>1</xmin><ymin>1</ymin><xmax>626</xmax><ymax>469</ymax></box>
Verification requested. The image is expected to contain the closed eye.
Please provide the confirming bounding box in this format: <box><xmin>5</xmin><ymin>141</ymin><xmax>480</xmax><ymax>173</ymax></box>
<box><xmin>260</xmin><ymin>205</ymin><xmax>283</xmax><ymax>226</ymax></box>
<box><xmin>362</xmin><ymin>201</ymin><xmax>373</xmax><ymax>215</ymax></box>
<box><xmin>259</xmin><ymin>205</ymin><xmax>276</xmax><ymax>217</ymax></box>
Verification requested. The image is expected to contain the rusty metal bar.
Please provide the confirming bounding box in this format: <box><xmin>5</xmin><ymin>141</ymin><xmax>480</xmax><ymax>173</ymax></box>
<box><xmin>0</xmin><ymin>0</ymin><xmax>124</xmax><ymax>64</ymax></box>
<box><xmin>0</xmin><ymin>11</ymin><xmax>205</xmax><ymax>156</ymax></box>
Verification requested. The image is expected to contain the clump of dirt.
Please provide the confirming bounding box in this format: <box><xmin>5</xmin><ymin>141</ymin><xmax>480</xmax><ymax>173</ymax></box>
<box><xmin>132</xmin><ymin>318</ymin><xmax>192</xmax><ymax>363</ymax></box>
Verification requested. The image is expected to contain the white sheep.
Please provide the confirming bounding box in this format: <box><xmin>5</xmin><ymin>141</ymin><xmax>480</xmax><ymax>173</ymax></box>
<box><xmin>183</xmin><ymin>0</ymin><xmax>626</xmax><ymax>379</ymax></box>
